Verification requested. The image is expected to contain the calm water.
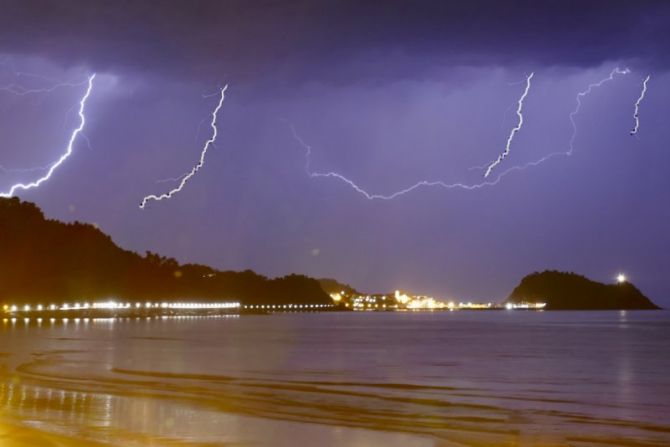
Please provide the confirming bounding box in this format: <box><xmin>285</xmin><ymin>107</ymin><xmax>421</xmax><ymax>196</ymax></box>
<box><xmin>1</xmin><ymin>311</ymin><xmax>669</xmax><ymax>446</ymax></box>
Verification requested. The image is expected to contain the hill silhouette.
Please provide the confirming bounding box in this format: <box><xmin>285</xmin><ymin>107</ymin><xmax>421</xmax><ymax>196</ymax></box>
<box><xmin>0</xmin><ymin>197</ymin><xmax>331</xmax><ymax>305</ymax></box>
<box><xmin>318</xmin><ymin>278</ymin><xmax>360</xmax><ymax>296</ymax></box>
<box><xmin>506</xmin><ymin>270</ymin><xmax>659</xmax><ymax>310</ymax></box>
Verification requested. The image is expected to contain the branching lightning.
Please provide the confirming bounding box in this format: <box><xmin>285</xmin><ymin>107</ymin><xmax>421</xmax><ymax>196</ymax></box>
<box><xmin>483</xmin><ymin>72</ymin><xmax>534</xmax><ymax>178</ymax></box>
<box><xmin>0</xmin><ymin>79</ymin><xmax>88</xmax><ymax>96</ymax></box>
<box><xmin>630</xmin><ymin>75</ymin><xmax>650</xmax><ymax>136</ymax></box>
<box><xmin>475</xmin><ymin>67</ymin><xmax>630</xmax><ymax>180</ymax></box>
<box><xmin>139</xmin><ymin>85</ymin><xmax>229</xmax><ymax>209</ymax></box>
<box><xmin>567</xmin><ymin>67</ymin><xmax>630</xmax><ymax>154</ymax></box>
<box><xmin>0</xmin><ymin>59</ymin><xmax>88</xmax><ymax>96</ymax></box>
<box><xmin>485</xmin><ymin>67</ymin><xmax>631</xmax><ymax>177</ymax></box>
<box><xmin>0</xmin><ymin>74</ymin><xmax>96</xmax><ymax>198</ymax></box>
<box><xmin>0</xmin><ymin>164</ymin><xmax>49</xmax><ymax>174</ymax></box>
<box><xmin>292</xmin><ymin>125</ymin><xmax>513</xmax><ymax>200</ymax></box>
<box><xmin>154</xmin><ymin>172</ymin><xmax>189</xmax><ymax>184</ymax></box>
<box><xmin>0</xmin><ymin>162</ymin><xmax>52</xmax><ymax>183</ymax></box>
<box><xmin>291</xmin><ymin>67</ymin><xmax>629</xmax><ymax>201</ymax></box>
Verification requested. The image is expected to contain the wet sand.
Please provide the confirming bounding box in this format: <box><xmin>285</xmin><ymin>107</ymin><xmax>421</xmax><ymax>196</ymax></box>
<box><xmin>0</xmin><ymin>419</ymin><xmax>109</xmax><ymax>447</ymax></box>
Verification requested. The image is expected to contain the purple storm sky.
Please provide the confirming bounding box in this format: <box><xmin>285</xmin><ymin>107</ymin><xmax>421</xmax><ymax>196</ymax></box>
<box><xmin>1</xmin><ymin>1</ymin><xmax>669</xmax><ymax>305</ymax></box>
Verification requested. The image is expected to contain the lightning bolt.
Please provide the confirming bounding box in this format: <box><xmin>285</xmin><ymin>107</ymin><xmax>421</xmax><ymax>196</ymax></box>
<box><xmin>476</xmin><ymin>67</ymin><xmax>630</xmax><ymax>180</ymax></box>
<box><xmin>0</xmin><ymin>74</ymin><xmax>96</xmax><ymax>198</ymax></box>
<box><xmin>154</xmin><ymin>172</ymin><xmax>189</xmax><ymax>184</ymax></box>
<box><xmin>139</xmin><ymin>85</ymin><xmax>229</xmax><ymax>209</ymax></box>
<box><xmin>567</xmin><ymin>67</ymin><xmax>630</xmax><ymax>154</ymax></box>
<box><xmin>0</xmin><ymin>164</ymin><xmax>49</xmax><ymax>174</ymax></box>
<box><xmin>479</xmin><ymin>67</ymin><xmax>631</xmax><ymax>179</ymax></box>
<box><xmin>292</xmin><ymin>125</ymin><xmax>509</xmax><ymax>200</ymax></box>
<box><xmin>630</xmin><ymin>75</ymin><xmax>650</xmax><ymax>136</ymax></box>
<box><xmin>0</xmin><ymin>79</ymin><xmax>88</xmax><ymax>96</ymax></box>
<box><xmin>291</xmin><ymin>67</ymin><xmax>629</xmax><ymax>200</ymax></box>
<box><xmin>0</xmin><ymin>57</ymin><xmax>87</xmax><ymax>93</ymax></box>
<box><xmin>483</xmin><ymin>72</ymin><xmax>534</xmax><ymax>178</ymax></box>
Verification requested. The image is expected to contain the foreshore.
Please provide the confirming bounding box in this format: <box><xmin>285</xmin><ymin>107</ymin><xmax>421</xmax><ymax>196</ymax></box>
<box><xmin>0</xmin><ymin>418</ymin><xmax>107</xmax><ymax>447</ymax></box>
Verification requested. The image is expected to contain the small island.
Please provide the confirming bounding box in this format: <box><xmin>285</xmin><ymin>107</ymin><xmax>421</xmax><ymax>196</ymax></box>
<box><xmin>506</xmin><ymin>270</ymin><xmax>660</xmax><ymax>310</ymax></box>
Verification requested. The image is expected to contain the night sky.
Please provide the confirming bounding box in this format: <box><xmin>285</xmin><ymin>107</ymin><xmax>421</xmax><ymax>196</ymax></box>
<box><xmin>1</xmin><ymin>1</ymin><xmax>669</xmax><ymax>305</ymax></box>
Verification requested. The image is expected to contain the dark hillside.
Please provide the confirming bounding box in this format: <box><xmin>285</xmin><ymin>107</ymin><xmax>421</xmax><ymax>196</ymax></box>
<box><xmin>0</xmin><ymin>198</ymin><xmax>330</xmax><ymax>305</ymax></box>
<box><xmin>506</xmin><ymin>271</ymin><xmax>659</xmax><ymax>310</ymax></box>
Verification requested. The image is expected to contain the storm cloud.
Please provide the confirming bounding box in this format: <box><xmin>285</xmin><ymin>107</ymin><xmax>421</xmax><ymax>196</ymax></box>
<box><xmin>2</xmin><ymin>0</ymin><xmax>670</xmax><ymax>84</ymax></box>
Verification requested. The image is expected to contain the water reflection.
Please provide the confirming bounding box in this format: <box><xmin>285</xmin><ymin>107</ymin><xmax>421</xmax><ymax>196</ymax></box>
<box><xmin>0</xmin><ymin>379</ymin><xmax>433</xmax><ymax>447</ymax></box>
<box><xmin>0</xmin><ymin>312</ymin><xmax>669</xmax><ymax>446</ymax></box>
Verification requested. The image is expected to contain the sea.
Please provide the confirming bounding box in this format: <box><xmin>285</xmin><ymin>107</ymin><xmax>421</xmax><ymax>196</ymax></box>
<box><xmin>1</xmin><ymin>310</ymin><xmax>669</xmax><ymax>446</ymax></box>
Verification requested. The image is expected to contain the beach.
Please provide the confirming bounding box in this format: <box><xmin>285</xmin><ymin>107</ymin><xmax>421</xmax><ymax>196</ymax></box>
<box><xmin>1</xmin><ymin>311</ymin><xmax>669</xmax><ymax>446</ymax></box>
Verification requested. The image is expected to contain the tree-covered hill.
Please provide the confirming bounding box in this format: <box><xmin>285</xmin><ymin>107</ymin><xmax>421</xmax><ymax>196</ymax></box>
<box><xmin>0</xmin><ymin>197</ymin><xmax>331</xmax><ymax>305</ymax></box>
<box><xmin>506</xmin><ymin>270</ymin><xmax>659</xmax><ymax>310</ymax></box>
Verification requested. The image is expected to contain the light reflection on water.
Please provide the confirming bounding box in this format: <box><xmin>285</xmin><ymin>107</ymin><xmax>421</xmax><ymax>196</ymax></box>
<box><xmin>1</xmin><ymin>311</ymin><xmax>669</xmax><ymax>446</ymax></box>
